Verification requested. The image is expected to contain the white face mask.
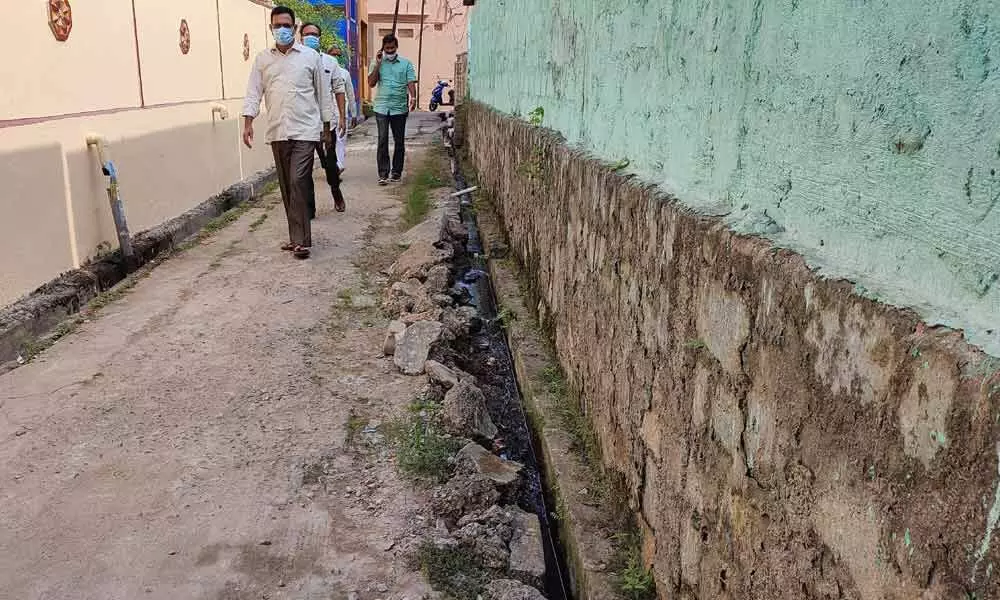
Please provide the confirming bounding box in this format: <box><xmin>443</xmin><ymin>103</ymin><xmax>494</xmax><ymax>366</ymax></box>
<box><xmin>383</xmin><ymin>51</ymin><xmax>398</xmax><ymax>61</ymax></box>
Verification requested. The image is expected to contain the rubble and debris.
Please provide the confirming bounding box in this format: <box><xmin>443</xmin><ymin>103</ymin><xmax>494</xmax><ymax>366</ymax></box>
<box><xmin>430</xmin><ymin>470</ymin><xmax>500</xmax><ymax>525</ymax></box>
<box><xmin>424</xmin><ymin>264</ymin><xmax>452</xmax><ymax>295</ymax></box>
<box><xmin>393</xmin><ymin>321</ymin><xmax>443</xmax><ymax>375</ymax></box>
<box><xmin>385</xmin><ymin>278</ymin><xmax>437</xmax><ymax>315</ymax></box>
<box><xmin>456</xmin><ymin>443</ymin><xmax>522</xmax><ymax>487</ymax></box>
<box><xmin>401</xmin><ymin>308</ymin><xmax>443</xmax><ymax>324</ymax></box>
<box><xmin>483</xmin><ymin>579</ymin><xmax>547</xmax><ymax>600</ymax></box>
<box><xmin>425</xmin><ymin>359</ymin><xmax>460</xmax><ymax>389</ymax></box>
<box><xmin>508</xmin><ymin>509</ymin><xmax>546</xmax><ymax>587</ymax></box>
<box><xmin>443</xmin><ymin>381</ymin><xmax>499</xmax><ymax>439</ymax></box>
<box><xmin>439</xmin><ymin>305</ymin><xmax>480</xmax><ymax>341</ymax></box>
<box><xmin>383</xmin><ymin>320</ymin><xmax>407</xmax><ymax>356</ymax></box>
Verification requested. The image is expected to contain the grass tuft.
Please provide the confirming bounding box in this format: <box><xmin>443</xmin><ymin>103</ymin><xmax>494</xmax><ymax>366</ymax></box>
<box><xmin>401</xmin><ymin>147</ymin><xmax>450</xmax><ymax>227</ymax></box>
<box><xmin>386</xmin><ymin>397</ymin><xmax>461</xmax><ymax>482</ymax></box>
<box><xmin>248</xmin><ymin>212</ymin><xmax>268</xmax><ymax>231</ymax></box>
<box><xmin>415</xmin><ymin>542</ymin><xmax>494</xmax><ymax>599</ymax></box>
<box><xmin>613</xmin><ymin>532</ymin><xmax>657</xmax><ymax>600</ymax></box>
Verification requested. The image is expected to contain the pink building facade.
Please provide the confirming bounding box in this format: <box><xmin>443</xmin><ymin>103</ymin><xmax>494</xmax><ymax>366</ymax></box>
<box><xmin>366</xmin><ymin>0</ymin><xmax>469</xmax><ymax>109</ymax></box>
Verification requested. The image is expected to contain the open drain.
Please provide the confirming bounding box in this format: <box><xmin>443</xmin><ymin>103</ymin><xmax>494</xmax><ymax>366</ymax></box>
<box><xmin>441</xmin><ymin>126</ymin><xmax>573</xmax><ymax>600</ymax></box>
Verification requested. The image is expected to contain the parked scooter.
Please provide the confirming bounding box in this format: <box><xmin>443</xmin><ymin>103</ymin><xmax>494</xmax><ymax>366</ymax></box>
<box><xmin>429</xmin><ymin>80</ymin><xmax>451</xmax><ymax>111</ymax></box>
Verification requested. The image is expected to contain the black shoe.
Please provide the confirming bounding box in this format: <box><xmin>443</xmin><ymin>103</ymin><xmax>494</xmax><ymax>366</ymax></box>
<box><xmin>389</xmin><ymin>173</ymin><xmax>402</xmax><ymax>182</ymax></box>
<box><xmin>378</xmin><ymin>177</ymin><xmax>388</xmax><ymax>186</ymax></box>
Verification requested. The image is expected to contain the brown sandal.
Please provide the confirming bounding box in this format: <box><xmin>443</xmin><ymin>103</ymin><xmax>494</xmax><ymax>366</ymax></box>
<box><xmin>292</xmin><ymin>245</ymin><xmax>310</xmax><ymax>259</ymax></box>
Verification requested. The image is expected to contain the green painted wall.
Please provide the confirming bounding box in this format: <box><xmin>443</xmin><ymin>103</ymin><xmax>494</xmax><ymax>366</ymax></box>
<box><xmin>469</xmin><ymin>0</ymin><xmax>1000</xmax><ymax>355</ymax></box>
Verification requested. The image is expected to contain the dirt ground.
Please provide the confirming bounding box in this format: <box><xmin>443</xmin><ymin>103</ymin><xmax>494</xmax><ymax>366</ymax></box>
<box><xmin>0</xmin><ymin>114</ymin><xmax>446</xmax><ymax>600</ymax></box>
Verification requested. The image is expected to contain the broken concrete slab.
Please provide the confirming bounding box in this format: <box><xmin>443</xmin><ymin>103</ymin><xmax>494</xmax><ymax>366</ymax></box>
<box><xmin>443</xmin><ymin>217</ymin><xmax>469</xmax><ymax>244</ymax></box>
<box><xmin>425</xmin><ymin>264</ymin><xmax>452</xmax><ymax>295</ymax></box>
<box><xmin>389</xmin><ymin>237</ymin><xmax>454</xmax><ymax>283</ymax></box>
<box><xmin>509</xmin><ymin>509</ymin><xmax>546</xmax><ymax>588</ymax></box>
<box><xmin>393</xmin><ymin>321</ymin><xmax>443</xmax><ymax>375</ymax></box>
<box><xmin>452</xmin><ymin>519</ymin><xmax>511</xmax><ymax>570</ymax></box>
<box><xmin>440</xmin><ymin>305</ymin><xmax>480</xmax><ymax>341</ymax></box>
<box><xmin>456</xmin><ymin>443</ymin><xmax>522</xmax><ymax>487</ymax></box>
<box><xmin>443</xmin><ymin>380</ymin><xmax>498</xmax><ymax>439</ymax></box>
<box><xmin>382</xmin><ymin>320</ymin><xmax>407</xmax><ymax>356</ymax></box>
<box><xmin>384</xmin><ymin>279</ymin><xmax>438</xmax><ymax>316</ymax></box>
<box><xmin>483</xmin><ymin>579</ymin><xmax>546</xmax><ymax>600</ymax></box>
<box><xmin>430</xmin><ymin>471</ymin><xmax>500</xmax><ymax>526</ymax></box>
<box><xmin>401</xmin><ymin>308</ymin><xmax>443</xmax><ymax>324</ymax></box>
<box><xmin>425</xmin><ymin>360</ymin><xmax>460</xmax><ymax>389</ymax></box>
<box><xmin>432</xmin><ymin>293</ymin><xmax>455</xmax><ymax>307</ymax></box>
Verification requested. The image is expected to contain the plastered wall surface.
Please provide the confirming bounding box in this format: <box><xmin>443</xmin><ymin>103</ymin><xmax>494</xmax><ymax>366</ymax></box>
<box><xmin>220</xmin><ymin>0</ymin><xmax>272</xmax><ymax>99</ymax></box>
<box><xmin>466</xmin><ymin>102</ymin><xmax>1000</xmax><ymax>600</ymax></box>
<box><xmin>0</xmin><ymin>99</ymin><xmax>274</xmax><ymax>308</ymax></box>
<box><xmin>2</xmin><ymin>0</ymin><xmax>141</xmax><ymax>119</ymax></box>
<box><xmin>0</xmin><ymin>0</ymin><xmax>273</xmax><ymax>308</ymax></box>
<box><xmin>134</xmin><ymin>0</ymin><xmax>225</xmax><ymax>105</ymax></box>
<box><xmin>469</xmin><ymin>0</ymin><xmax>1000</xmax><ymax>356</ymax></box>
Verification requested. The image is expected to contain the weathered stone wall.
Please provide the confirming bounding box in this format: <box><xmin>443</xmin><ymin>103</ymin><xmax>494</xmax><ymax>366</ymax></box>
<box><xmin>465</xmin><ymin>102</ymin><xmax>1000</xmax><ymax>599</ymax></box>
<box><xmin>468</xmin><ymin>0</ymin><xmax>1000</xmax><ymax>356</ymax></box>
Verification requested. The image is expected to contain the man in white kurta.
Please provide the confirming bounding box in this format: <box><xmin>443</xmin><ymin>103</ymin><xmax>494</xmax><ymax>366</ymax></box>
<box><xmin>242</xmin><ymin>6</ymin><xmax>333</xmax><ymax>257</ymax></box>
<box><xmin>328</xmin><ymin>46</ymin><xmax>357</xmax><ymax>171</ymax></box>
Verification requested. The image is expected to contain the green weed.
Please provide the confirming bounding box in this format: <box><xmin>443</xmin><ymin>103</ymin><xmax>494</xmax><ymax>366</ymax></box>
<box><xmin>402</xmin><ymin>147</ymin><xmax>449</xmax><ymax>227</ymax></box>
<box><xmin>415</xmin><ymin>542</ymin><xmax>494</xmax><ymax>599</ymax></box>
<box><xmin>496</xmin><ymin>305</ymin><xmax>518</xmax><ymax>329</ymax></box>
<box><xmin>248</xmin><ymin>212</ymin><xmax>268</xmax><ymax>231</ymax></box>
<box><xmin>386</xmin><ymin>400</ymin><xmax>461</xmax><ymax>482</ymax></box>
<box><xmin>528</xmin><ymin>106</ymin><xmax>545</xmax><ymax>126</ymax></box>
<box><xmin>610</xmin><ymin>158</ymin><xmax>631</xmax><ymax>171</ymax></box>
<box><xmin>685</xmin><ymin>338</ymin><xmax>707</xmax><ymax>350</ymax></box>
<box><xmin>539</xmin><ymin>364</ymin><xmax>608</xmax><ymax>501</ymax></box>
<box><xmin>613</xmin><ymin>532</ymin><xmax>656</xmax><ymax>600</ymax></box>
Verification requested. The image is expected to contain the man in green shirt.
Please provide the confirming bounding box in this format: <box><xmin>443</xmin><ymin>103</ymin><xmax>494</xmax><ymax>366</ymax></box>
<box><xmin>368</xmin><ymin>34</ymin><xmax>417</xmax><ymax>185</ymax></box>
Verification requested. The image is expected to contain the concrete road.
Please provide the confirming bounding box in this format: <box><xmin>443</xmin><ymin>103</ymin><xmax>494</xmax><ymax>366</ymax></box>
<box><xmin>0</xmin><ymin>113</ymin><xmax>445</xmax><ymax>600</ymax></box>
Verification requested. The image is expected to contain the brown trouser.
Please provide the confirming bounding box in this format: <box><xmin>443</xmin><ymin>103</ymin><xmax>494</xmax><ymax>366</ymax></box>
<box><xmin>271</xmin><ymin>140</ymin><xmax>315</xmax><ymax>247</ymax></box>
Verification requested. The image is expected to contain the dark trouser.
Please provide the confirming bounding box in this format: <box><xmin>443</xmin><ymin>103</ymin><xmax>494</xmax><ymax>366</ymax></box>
<box><xmin>271</xmin><ymin>140</ymin><xmax>314</xmax><ymax>247</ymax></box>
<box><xmin>314</xmin><ymin>144</ymin><xmax>345</xmax><ymax>213</ymax></box>
<box><xmin>376</xmin><ymin>112</ymin><xmax>408</xmax><ymax>178</ymax></box>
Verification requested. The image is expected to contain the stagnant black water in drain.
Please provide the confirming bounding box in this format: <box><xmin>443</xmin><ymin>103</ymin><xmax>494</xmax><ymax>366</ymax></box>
<box><xmin>438</xmin><ymin>145</ymin><xmax>573</xmax><ymax>600</ymax></box>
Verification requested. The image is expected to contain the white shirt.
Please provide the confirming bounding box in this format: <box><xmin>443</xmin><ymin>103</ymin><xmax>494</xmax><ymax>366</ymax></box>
<box><xmin>321</xmin><ymin>53</ymin><xmax>347</xmax><ymax>122</ymax></box>
<box><xmin>339</xmin><ymin>63</ymin><xmax>356</xmax><ymax>121</ymax></box>
<box><xmin>242</xmin><ymin>44</ymin><xmax>334</xmax><ymax>143</ymax></box>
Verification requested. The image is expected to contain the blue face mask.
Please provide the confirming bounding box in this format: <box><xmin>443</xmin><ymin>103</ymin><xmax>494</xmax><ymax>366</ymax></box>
<box><xmin>272</xmin><ymin>26</ymin><xmax>294</xmax><ymax>46</ymax></box>
<box><xmin>302</xmin><ymin>35</ymin><xmax>321</xmax><ymax>51</ymax></box>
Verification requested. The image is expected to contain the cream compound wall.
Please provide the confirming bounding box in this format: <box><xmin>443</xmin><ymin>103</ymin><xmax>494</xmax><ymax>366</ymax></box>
<box><xmin>0</xmin><ymin>0</ymin><xmax>275</xmax><ymax>308</ymax></box>
<box><xmin>2</xmin><ymin>0</ymin><xmax>141</xmax><ymax>119</ymax></box>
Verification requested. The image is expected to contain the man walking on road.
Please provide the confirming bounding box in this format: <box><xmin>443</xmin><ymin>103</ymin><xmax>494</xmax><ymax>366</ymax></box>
<box><xmin>301</xmin><ymin>22</ymin><xmax>347</xmax><ymax>216</ymax></box>
<box><xmin>329</xmin><ymin>45</ymin><xmax>358</xmax><ymax>172</ymax></box>
<box><xmin>368</xmin><ymin>34</ymin><xmax>417</xmax><ymax>186</ymax></box>
<box><xmin>242</xmin><ymin>6</ymin><xmax>333</xmax><ymax>259</ymax></box>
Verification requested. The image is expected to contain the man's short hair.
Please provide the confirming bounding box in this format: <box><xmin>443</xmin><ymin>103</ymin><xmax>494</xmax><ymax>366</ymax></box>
<box><xmin>301</xmin><ymin>22</ymin><xmax>322</xmax><ymax>35</ymax></box>
<box><xmin>271</xmin><ymin>5</ymin><xmax>295</xmax><ymax>22</ymax></box>
<box><xmin>382</xmin><ymin>33</ymin><xmax>398</xmax><ymax>47</ymax></box>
